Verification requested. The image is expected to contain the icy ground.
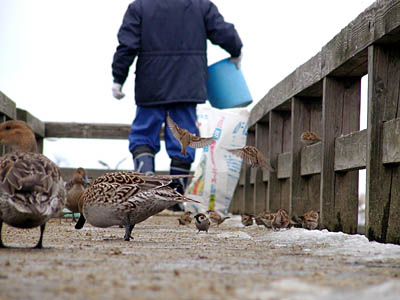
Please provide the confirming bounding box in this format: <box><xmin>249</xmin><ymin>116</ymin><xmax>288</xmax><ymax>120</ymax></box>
<box><xmin>224</xmin><ymin>215</ymin><xmax>400</xmax><ymax>300</ymax></box>
<box><xmin>1</xmin><ymin>215</ymin><xmax>399</xmax><ymax>300</ymax></box>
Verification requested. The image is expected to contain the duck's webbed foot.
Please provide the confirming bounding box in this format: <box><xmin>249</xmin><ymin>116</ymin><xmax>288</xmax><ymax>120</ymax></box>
<box><xmin>124</xmin><ymin>224</ymin><xmax>135</xmax><ymax>241</ymax></box>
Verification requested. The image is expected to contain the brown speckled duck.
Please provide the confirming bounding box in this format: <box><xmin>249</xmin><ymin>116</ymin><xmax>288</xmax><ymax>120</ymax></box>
<box><xmin>75</xmin><ymin>171</ymin><xmax>199</xmax><ymax>241</ymax></box>
<box><xmin>0</xmin><ymin>120</ymin><xmax>66</xmax><ymax>248</ymax></box>
<box><xmin>65</xmin><ymin>167</ymin><xmax>89</xmax><ymax>222</ymax></box>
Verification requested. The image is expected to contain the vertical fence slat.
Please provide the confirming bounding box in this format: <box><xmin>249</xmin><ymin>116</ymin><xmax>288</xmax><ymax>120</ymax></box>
<box><xmin>321</xmin><ymin>76</ymin><xmax>360</xmax><ymax>232</ymax></box>
<box><xmin>291</xmin><ymin>98</ymin><xmax>309</xmax><ymax>216</ymax></box>
<box><xmin>291</xmin><ymin>97</ymin><xmax>323</xmax><ymax>217</ymax></box>
<box><xmin>268</xmin><ymin>111</ymin><xmax>283</xmax><ymax>212</ymax></box>
<box><xmin>281</xmin><ymin>112</ymin><xmax>292</xmax><ymax>211</ymax></box>
<box><xmin>244</xmin><ymin>131</ymin><xmax>255</xmax><ymax>214</ymax></box>
<box><xmin>254</xmin><ymin>122</ymin><xmax>269</xmax><ymax>214</ymax></box>
<box><xmin>367</xmin><ymin>44</ymin><xmax>400</xmax><ymax>243</ymax></box>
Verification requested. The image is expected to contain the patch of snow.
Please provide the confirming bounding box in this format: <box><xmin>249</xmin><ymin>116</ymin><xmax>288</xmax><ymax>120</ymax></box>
<box><xmin>256</xmin><ymin>228</ymin><xmax>400</xmax><ymax>262</ymax></box>
<box><xmin>216</xmin><ymin>231</ymin><xmax>253</xmax><ymax>240</ymax></box>
<box><xmin>224</xmin><ymin>216</ymin><xmax>400</xmax><ymax>262</ymax></box>
<box><xmin>223</xmin><ymin>215</ymin><xmax>245</xmax><ymax>228</ymax></box>
<box><xmin>237</xmin><ymin>278</ymin><xmax>400</xmax><ymax>300</ymax></box>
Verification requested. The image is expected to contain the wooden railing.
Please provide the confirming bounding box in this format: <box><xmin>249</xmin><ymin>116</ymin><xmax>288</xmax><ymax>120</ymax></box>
<box><xmin>229</xmin><ymin>0</ymin><xmax>400</xmax><ymax>244</ymax></box>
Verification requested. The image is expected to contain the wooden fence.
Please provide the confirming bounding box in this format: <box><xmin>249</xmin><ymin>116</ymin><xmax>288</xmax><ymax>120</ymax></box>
<box><xmin>229</xmin><ymin>0</ymin><xmax>400</xmax><ymax>244</ymax></box>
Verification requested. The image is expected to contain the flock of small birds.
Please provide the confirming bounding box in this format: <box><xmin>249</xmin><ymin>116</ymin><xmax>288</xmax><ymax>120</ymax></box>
<box><xmin>177</xmin><ymin>209</ymin><xmax>231</xmax><ymax>233</ymax></box>
<box><xmin>240</xmin><ymin>209</ymin><xmax>319</xmax><ymax>231</ymax></box>
<box><xmin>0</xmin><ymin>117</ymin><xmax>321</xmax><ymax>248</ymax></box>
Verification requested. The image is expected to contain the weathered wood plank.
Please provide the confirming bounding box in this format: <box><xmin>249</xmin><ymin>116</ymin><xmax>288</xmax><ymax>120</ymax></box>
<box><xmin>320</xmin><ymin>77</ymin><xmax>338</xmax><ymax>231</ymax></box>
<box><xmin>261</xmin><ymin>121</ymin><xmax>271</xmax><ymax>183</ymax></box>
<box><xmin>321</xmin><ymin>77</ymin><xmax>360</xmax><ymax>233</ymax></box>
<box><xmin>335</xmin><ymin>129</ymin><xmax>367</xmax><ymax>171</ymax></box>
<box><xmin>281</xmin><ymin>112</ymin><xmax>292</xmax><ymax>211</ymax></box>
<box><xmin>335</xmin><ymin>78</ymin><xmax>361</xmax><ymax>234</ymax></box>
<box><xmin>0</xmin><ymin>91</ymin><xmax>17</xmax><ymax>120</ymax></box>
<box><xmin>277</xmin><ymin>152</ymin><xmax>291</xmax><ymax>179</ymax></box>
<box><xmin>238</xmin><ymin>163</ymin><xmax>245</xmax><ymax>186</ymax></box>
<box><xmin>366</xmin><ymin>45</ymin><xmax>393</xmax><ymax>242</ymax></box>
<box><xmin>268</xmin><ymin>111</ymin><xmax>283</xmax><ymax>212</ymax></box>
<box><xmin>301</xmin><ymin>143</ymin><xmax>322</xmax><ymax>176</ymax></box>
<box><xmin>228</xmin><ymin>183</ymin><xmax>242</xmax><ymax>214</ymax></box>
<box><xmin>244</xmin><ymin>132</ymin><xmax>255</xmax><ymax>214</ymax></box>
<box><xmin>291</xmin><ymin>97</ymin><xmax>322</xmax><ymax>216</ymax></box>
<box><xmin>373</xmin><ymin>0</ymin><xmax>400</xmax><ymax>43</ymax></box>
<box><xmin>253</xmin><ymin>168</ymin><xmax>267</xmax><ymax>214</ymax></box>
<box><xmin>229</xmin><ymin>163</ymin><xmax>245</xmax><ymax>214</ymax></box>
<box><xmin>291</xmin><ymin>97</ymin><xmax>308</xmax><ymax>216</ymax></box>
<box><xmin>366</xmin><ymin>44</ymin><xmax>400</xmax><ymax>244</ymax></box>
<box><xmin>254</xmin><ymin>122</ymin><xmax>269</xmax><ymax>214</ymax></box>
<box><xmin>249</xmin><ymin>168</ymin><xmax>256</xmax><ymax>185</ymax></box>
<box><xmin>382</xmin><ymin>118</ymin><xmax>400</xmax><ymax>164</ymax></box>
<box><xmin>45</xmin><ymin>122</ymin><xmax>132</xmax><ymax>139</ymax></box>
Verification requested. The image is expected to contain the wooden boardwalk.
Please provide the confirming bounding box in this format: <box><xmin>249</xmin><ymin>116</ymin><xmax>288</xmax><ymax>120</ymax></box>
<box><xmin>1</xmin><ymin>0</ymin><xmax>400</xmax><ymax>244</ymax></box>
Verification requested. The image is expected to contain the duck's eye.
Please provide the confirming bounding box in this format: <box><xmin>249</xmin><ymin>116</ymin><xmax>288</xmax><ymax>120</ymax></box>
<box><xmin>5</xmin><ymin>125</ymin><xmax>11</xmax><ymax>130</ymax></box>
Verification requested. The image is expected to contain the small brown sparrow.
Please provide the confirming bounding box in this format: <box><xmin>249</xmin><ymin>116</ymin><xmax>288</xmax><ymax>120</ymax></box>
<box><xmin>166</xmin><ymin>113</ymin><xmax>214</xmax><ymax>156</ymax></box>
<box><xmin>177</xmin><ymin>211</ymin><xmax>192</xmax><ymax>225</ymax></box>
<box><xmin>65</xmin><ymin>167</ymin><xmax>90</xmax><ymax>222</ymax></box>
<box><xmin>226</xmin><ymin>146</ymin><xmax>274</xmax><ymax>171</ymax></box>
<box><xmin>254</xmin><ymin>212</ymin><xmax>274</xmax><ymax>228</ymax></box>
<box><xmin>300</xmin><ymin>131</ymin><xmax>321</xmax><ymax>145</ymax></box>
<box><xmin>207</xmin><ymin>210</ymin><xmax>230</xmax><ymax>226</ymax></box>
<box><xmin>253</xmin><ymin>214</ymin><xmax>265</xmax><ymax>226</ymax></box>
<box><xmin>194</xmin><ymin>213</ymin><xmax>210</xmax><ymax>233</ymax></box>
<box><xmin>241</xmin><ymin>214</ymin><xmax>254</xmax><ymax>226</ymax></box>
<box><xmin>272</xmin><ymin>208</ymin><xmax>291</xmax><ymax>230</ymax></box>
<box><xmin>294</xmin><ymin>210</ymin><xmax>319</xmax><ymax>230</ymax></box>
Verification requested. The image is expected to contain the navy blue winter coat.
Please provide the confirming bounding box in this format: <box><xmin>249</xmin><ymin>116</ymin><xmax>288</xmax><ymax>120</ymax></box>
<box><xmin>112</xmin><ymin>0</ymin><xmax>242</xmax><ymax>106</ymax></box>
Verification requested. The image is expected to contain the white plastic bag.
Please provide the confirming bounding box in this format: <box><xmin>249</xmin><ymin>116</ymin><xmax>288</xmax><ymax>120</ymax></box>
<box><xmin>186</xmin><ymin>106</ymin><xmax>249</xmax><ymax>215</ymax></box>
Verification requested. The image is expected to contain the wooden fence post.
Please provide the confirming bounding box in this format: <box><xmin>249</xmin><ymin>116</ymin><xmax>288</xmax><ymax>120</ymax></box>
<box><xmin>254</xmin><ymin>121</ymin><xmax>269</xmax><ymax>214</ymax></box>
<box><xmin>321</xmin><ymin>76</ymin><xmax>361</xmax><ymax>232</ymax></box>
<box><xmin>366</xmin><ymin>44</ymin><xmax>400</xmax><ymax>244</ymax></box>
<box><xmin>268</xmin><ymin>110</ymin><xmax>291</xmax><ymax>212</ymax></box>
<box><xmin>291</xmin><ymin>97</ymin><xmax>322</xmax><ymax>217</ymax></box>
<box><xmin>244</xmin><ymin>131</ymin><xmax>255</xmax><ymax>214</ymax></box>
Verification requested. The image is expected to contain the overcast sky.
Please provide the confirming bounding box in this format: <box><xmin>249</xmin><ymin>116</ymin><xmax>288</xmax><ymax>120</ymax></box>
<box><xmin>0</xmin><ymin>0</ymin><xmax>374</xmax><ymax>175</ymax></box>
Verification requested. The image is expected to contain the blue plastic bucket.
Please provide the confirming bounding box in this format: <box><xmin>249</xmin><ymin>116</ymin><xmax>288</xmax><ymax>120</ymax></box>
<box><xmin>207</xmin><ymin>58</ymin><xmax>252</xmax><ymax>109</ymax></box>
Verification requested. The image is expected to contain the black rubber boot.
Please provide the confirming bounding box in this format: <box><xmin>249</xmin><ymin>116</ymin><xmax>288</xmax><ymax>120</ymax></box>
<box><xmin>168</xmin><ymin>157</ymin><xmax>191</xmax><ymax>211</ymax></box>
<box><xmin>131</xmin><ymin>145</ymin><xmax>155</xmax><ymax>175</ymax></box>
